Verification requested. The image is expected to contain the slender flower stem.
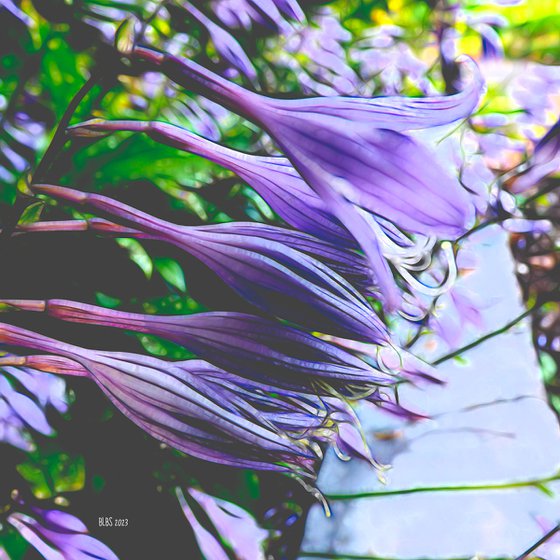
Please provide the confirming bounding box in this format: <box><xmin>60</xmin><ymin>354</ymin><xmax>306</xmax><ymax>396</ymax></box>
<box><xmin>32</xmin><ymin>74</ymin><xmax>101</xmax><ymax>182</ymax></box>
<box><xmin>432</xmin><ymin>304</ymin><xmax>539</xmax><ymax>365</ymax></box>
<box><xmin>324</xmin><ymin>472</ymin><xmax>560</xmax><ymax>501</ymax></box>
<box><xmin>514</xmin><ymin>522</ymin><xmax>560</xmax><ymax>560</ymax></box>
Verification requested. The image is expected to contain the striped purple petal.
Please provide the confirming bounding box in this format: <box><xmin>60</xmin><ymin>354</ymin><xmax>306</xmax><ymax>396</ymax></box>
<box><xmin>131</xmin><ymin>47</ymin><xmax>482</xmax><ymax>308</ymax></box>
<box><xmin>31</xmin><ymin>184</ymin><xmax>387</xmax><ymax>343</ymax></box>
<box><xmin>0</xmin><ymin>299</ymin><xmax>392</xmax><ymax>390</ymax></box>
<box><xmin>0</xmin><ymin>323</ymin><xmax>317</xmax><ymax>474</ymax></box>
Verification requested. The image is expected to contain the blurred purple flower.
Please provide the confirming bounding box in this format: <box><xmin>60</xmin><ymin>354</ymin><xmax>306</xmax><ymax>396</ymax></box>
<box><xmin>0</xmin><ymin>363</ymin><xmax>67</xmax><ymax>450</ymax></box>
<box><xmin>351</xmin><ymin>26</ymin><xmax>431</xmax><ymax>95</ymax></box>
<box><xmin>8</xmin><ymin>506</ymin><xmax>118</xmax><ymax>560</ymax></box>
<box><xmin>32</xmin><ymin>184</ymin><xmax>388</xmax><ymax>343</ymax></box>
<box><xmin>132</xmin><ymin>47</ymin><xmax>483</xmax><ymax>308</ymax></box>
<box><xmin>211</xmin><ymin>0</ymin><xmax>302</xmax><ymax>31</ymax></box>
<box><xmin>429</xmin><ymin>286</ymin><xmax>485</xmax><ymax>349</ymax></box>
<box><xmin>178</xmin><ymin>1</ymin><xmax>257</xmax><ymax>81</ymax></box>
<box><xmin>176</xmin><ymin>487</ymin><xmax>268</xmax><ymax>560</ymax></box>
<box><xmin>512</xmin><ymin>118</ymin><xmax>560</xmax><ymax>193</ymax></box>
<box><xmin>0</xmin><ymin>374</ymin><xmax>53</xmax><ymax>450</ymax></box>
<box><xmin>0</xmin><ymin>323</ymin><xmax>317</xmax><ymax>473</ymax></box>
<box><xmin>274</xmin><ymin>7</ymin><xmax>358</xmax><ymax>96</ymax></box>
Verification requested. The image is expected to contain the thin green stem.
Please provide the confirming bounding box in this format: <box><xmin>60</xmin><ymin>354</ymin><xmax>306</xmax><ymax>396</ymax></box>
<box><xmin>432</xmin><ymin>304</ymin><xmax>538</xmax><ymax>366</ymax></box>
<box><xmin>325</xmin><ymin>473</ymin><xmax>560</xmax><ymax>501</ymax></box>
<box><xmin>32</xmin><ymin>73</ymin><xmax>100</xmax><ymax>182</ymax></box>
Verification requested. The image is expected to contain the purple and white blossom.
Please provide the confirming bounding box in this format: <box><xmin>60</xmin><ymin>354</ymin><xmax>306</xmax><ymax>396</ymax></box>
<box><xmin>131</xmin><ymin>46</ymin><xmax>483</xmax><ymax>309</ymax></box>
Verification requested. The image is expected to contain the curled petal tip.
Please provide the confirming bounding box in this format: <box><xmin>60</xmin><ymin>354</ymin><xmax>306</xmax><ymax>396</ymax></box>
<box><xmin>67</xmin><ymin>118</ymin><xmax>114</xmax><ymax>138</ymax></box>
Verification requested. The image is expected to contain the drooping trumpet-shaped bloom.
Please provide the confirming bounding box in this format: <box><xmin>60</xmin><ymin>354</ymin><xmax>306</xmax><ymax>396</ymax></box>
<box><xmin>131</xmin><ymin>46</ymin><xmax>483</xmax><ymax>308</ymax></box>
<box><xmin>11</xmin><ymin>215</ymin><xmax>374</xmax><ymax>296</ymax></box>
<box><xmin>8</xmin><ymin>506</ymin><xmax>118</xmax><ymax>560</ymax></box>
<box><xmin>0</xmin><ymin>323</ymin><xmax>317</xmax><ymax>473</ymax></box>
<box><xmin>68</xmin><ymin>120</ymin><xmax>454</xmax><ymax>303</ymax></box>
<box><xmin>176</xmin><ymin>487</ymin><xmax>268</xmax><ymax>560</ymax></box>
<box><xmin>68</xmin><ymin>118</ymin><xmax>354</xmax><ymax>248</ymax></box>
<box><xmin>0</xmin><ymin>299</ymin><xmax>394</xmax><ymax>390</ymax></box>
<box><xmin>31</xmin><ymin>184</ymin><xmax>387</xmax><ymax>343</ymax></box>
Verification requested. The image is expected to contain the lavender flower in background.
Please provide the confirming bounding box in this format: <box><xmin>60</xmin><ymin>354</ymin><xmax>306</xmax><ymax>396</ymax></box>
<box><xmin>211</xmin><ymin>0</ymin><xmax>303</xmax><ymax>31</ymax></box>
<box><xmin>0</xmin><ymin>363</ymin><xmax>67</xmax><ymax>451</ymax></box>
<box><xmin>0</xmin><ymin>323</ymin><xmax>318</xmax><ymax>474</ymax></box>
<box><xmin>351</xmin><ymin>25</ymin><xmax>432</xmax><ymax>96</ymax></box>
<box><xmin>175</xmin><ymin>1</ymin><xmax>257</xmax><ymax>81</ymax></box>
<box><xmin>511</xmin><ymin>118</ymin><xmax>560</xmax><ymax>194</ymax></box>
<box><xmin>8</xmin><ymin>506</ymin><xmax>118</xmax><ymax>560</ymax></box>
<box><xmin>269</xmin><ymin>7</ymin><xmax>360</xmax><ymax>96</ymax></box>
<box><xmin>132</xmin><ymin>46</ymin><xmax>482</xmax><ymax>308</ymax></box>
<box><xmin>176</xmin><ymin>487</ymin><xmax>268</xmax><ymax>560</ymax></box>
<box><xmin>31</xmin><ymin>184</ymin><xmax>388</xmax><ymax>344</ymax></box>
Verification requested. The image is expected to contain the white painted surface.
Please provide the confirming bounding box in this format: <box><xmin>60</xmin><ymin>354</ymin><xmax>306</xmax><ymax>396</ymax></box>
<box><xmin>300</xmin><ymin>227</ymin><xmax>560</xmax><ymax>558</ymax></box>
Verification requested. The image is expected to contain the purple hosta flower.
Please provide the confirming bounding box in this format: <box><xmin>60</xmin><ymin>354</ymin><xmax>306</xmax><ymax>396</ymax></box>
<box><xmin>0</xmin><ymin>299</ymin><xmax>394</xmax><ymax>392</ymax></box>
<box><xmin>68</xmin><ymin>118</ymin><xmax>354</xmax><ymax>248</ymax></box>
<box><xmin>68</xmin><ymin>119</ymin><xmax>459</xmax><ymax>304</ymax></box>
<box><xmin>0</xmin><ymin>323</ymin><xmax>317</xmax><ymax>473</ymax></box>
<box><xmin>32</xmin><ymin>184</ymin><xmax>387</xmax><ymax>344</ymax></box>
<box><xmin>476</xmin><ymin>61</ymin><xmax>560</xmax><ymax>170</ymax></box>
<box><xmin>511</xmin><ymin>118</ymin><xmax>560</xmax><ymax>194</ymax></box>
<box><xmin>0</xmin><ymin>362</ymin><xmax>67</xmax><ymax>450</ymax></box>
<box><xmin>178</xmin><ymin>1</ymin><xmax>257</xmax><ymax>82</ymax></box>
<box><xmin>176</xmin><ymin>487</ymin><xmax>268</xmax><ymax>560</ymax></box>
<box><xmin>131</xmin><ymin>46</ymin><xmax>482</xmax><ymax>309</ymax></box>
<box><xmin>71</xmin><ymin>121</ymin><xmax>354</xmax><ymax>253</ymax></box>
<box><xmin>8</xmin><ymin>506</ymin><xmax>118</xmax><ymax>560</ymax></box>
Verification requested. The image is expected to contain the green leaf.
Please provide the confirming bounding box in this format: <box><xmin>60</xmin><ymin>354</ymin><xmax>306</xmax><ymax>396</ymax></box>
<box><xmin>17</xmin><ymin>451</ymin><xmax>86</xmax><ymax>499</ymax></box>
<box><xmin>95</xmin><ymin>292</ymin><xmax>122</xmax><ymax>308</ymax></box>
<box><xmin>116</xmin><ymin>238</ymin><xmax>153</xmax><ymax>279</ymax></box>
<box><xmin>540</xmin><ymin>351</ymin><xmax>557</xmax><ymax>384</ymax></box>
<box><xmin>154</xmin><ymin>257</ymin><xmax>187</xmax><ymax>292</ymax></box>
<box><xmin>115</xmin><ymin>17</ymin><xmax>137</xmax><ymax>55</ymax></box>
<box><xmin>17</xmin><ymin>201</ymin><xmax>45</xmax><ymax>225</ymax></box>
<box><xmin>0</xmin><ymin>526</ymin><xmax>29</xmax><ymax>560</ymax></box>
